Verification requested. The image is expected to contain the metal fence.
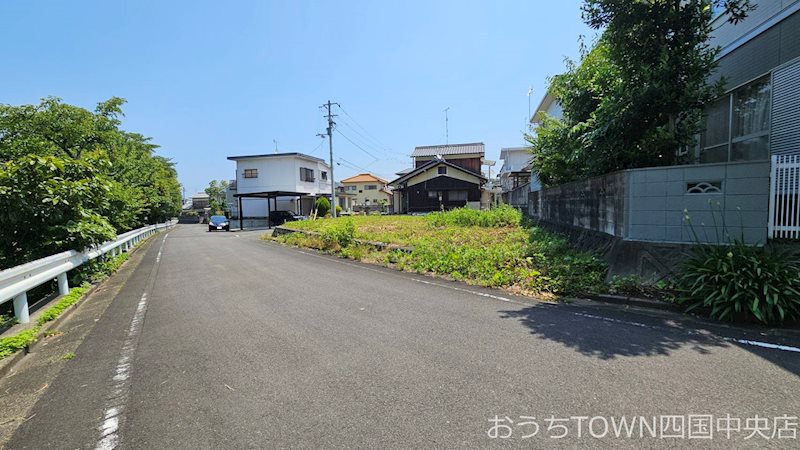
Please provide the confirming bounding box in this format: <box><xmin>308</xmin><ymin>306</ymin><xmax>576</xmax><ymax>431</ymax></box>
<box><xmin>768</xmin><ymin>154</ymin><xmax>800</xmax><ymax>239</ymax></box>
<box><xmin>0</xmin><ymin>221</ymin><xmax>174</xmax><ymax>323</ymax></box>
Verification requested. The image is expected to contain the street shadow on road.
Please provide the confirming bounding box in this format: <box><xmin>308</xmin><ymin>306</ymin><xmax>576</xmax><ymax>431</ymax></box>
<box><xmin>498</xmin><ymin>305</ymin><xmax>731</xmax><ymax>360</ymax></box>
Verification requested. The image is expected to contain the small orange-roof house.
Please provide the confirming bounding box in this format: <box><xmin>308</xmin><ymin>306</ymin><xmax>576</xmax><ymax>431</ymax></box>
<box><xmin>339</xmin><ymin>173</ymin><xmax>393</xmax><ymax>212</ymax></box>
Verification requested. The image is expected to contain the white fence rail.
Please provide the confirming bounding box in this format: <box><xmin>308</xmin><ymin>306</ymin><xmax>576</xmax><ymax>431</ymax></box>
<box><xmin>0</xmin><ymin>221</ymin><xmax>174</xmax><ymax>323</ymax></box>
<box><xmin>768</xmin><ymin>154</ymin><xmax>800</xmax><ymax>239</ymax></box>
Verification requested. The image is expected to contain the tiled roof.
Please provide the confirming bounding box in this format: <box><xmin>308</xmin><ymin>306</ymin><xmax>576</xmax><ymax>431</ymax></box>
<box><xmin>340</xmin><ymin>173</ymin><xmax>388</xmax><ymax>184</ymax></box>
<box><xmin>411</xmin><ymin>142</ymin><xmax>485</xmax><ymax>157</ymax></box>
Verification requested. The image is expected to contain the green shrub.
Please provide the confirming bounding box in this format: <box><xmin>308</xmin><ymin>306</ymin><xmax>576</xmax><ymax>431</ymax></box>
<box><xmin>676</xmin><ymin>241</ymin><xmax>800</xmax><ymax>324</ymax></box>
<box><xmin>525</xmin><ymin>227</ymin><xmax>607</xmax><ymax>296</ymax></box>
<box><xmin>0</xmin><ymin>327</ymin><xmax>39</xmax><ymax>360</ymax></box>
<box><xmin>319</xmin><ymin>218</ymin><xmax>355</xmax><ymax>250</ymax></box>
<box><xmin>426</xmin><ymin>205</ymin><xmax>521</xmax><ymax>228</ymax></box>
<box><xmin>315</xmin><ymin>197</ymin><xmax>331</xmax><ymax>217</ymax></box>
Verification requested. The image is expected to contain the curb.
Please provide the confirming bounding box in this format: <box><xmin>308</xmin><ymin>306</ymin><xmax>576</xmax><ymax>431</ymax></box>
<box><xmin>0</xmin><ymin>232</ymin><xmax>159</xmax><ymax>378</ymax></box>
<box><xmin>584</xmin><ymin>294</ymin><xmax>683</xmax><ymax>313</ymax></box>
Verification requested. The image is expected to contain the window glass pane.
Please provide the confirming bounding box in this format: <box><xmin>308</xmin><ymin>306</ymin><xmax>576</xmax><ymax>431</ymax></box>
<box><xmin>427</xmin><ymin>191</ymin><xmax>440</xmax><ymax>199</ymax></box>
<box><xmin>702</xmin><ymin>96</ymin><xmax>729</xmax><ymax>148</ymax></box>
<box><xmin>449</xmin><ymin>190</ymin><xmax>468</xmax><ymax>201</ymax></box>
<box><xmin>732</xmin><ymin>136</ymin><xmax>769</xmax><ymax>161</ymax></box>
<box><xmin>732</xmin><ymin>76</ymin><xmax>771</xmax><ymax>139</ymax></box>
<box><xmin>700</xmin><ymin>145</ymin><xmax>728</xmax><ymax>163</ymax></box>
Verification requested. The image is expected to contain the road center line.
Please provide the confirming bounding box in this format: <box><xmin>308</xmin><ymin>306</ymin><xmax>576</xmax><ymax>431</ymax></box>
<box><xmin>289</xmin><ymin>246</ymin><xmax>800</xmax><ymax>354</ymax></box>
<box><xmin>95</xmin><ymin>233</ymin><xmax>168</xmax><ymax>450</ymax></box>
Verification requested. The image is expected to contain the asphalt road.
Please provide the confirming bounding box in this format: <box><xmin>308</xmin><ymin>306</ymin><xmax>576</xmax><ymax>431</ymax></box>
<box><xmin>6</xmin><ymin>224</ymin><xmax>800</xmax><ymax>449</ymax></box>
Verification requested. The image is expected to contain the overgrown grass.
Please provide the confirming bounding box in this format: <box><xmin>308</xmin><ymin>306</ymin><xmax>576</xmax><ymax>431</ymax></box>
<box><xmin>274</xmin><ymin>208</ymin><xmax>607</xmax><ymax>298</ymax></box>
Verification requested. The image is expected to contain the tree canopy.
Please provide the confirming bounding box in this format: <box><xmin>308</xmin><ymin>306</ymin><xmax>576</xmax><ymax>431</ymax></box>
<box><xmin>528</xmin><ymin>0</ymin><xmax>754</xmax><ymax>187</ymax></box>
<box><xmin>0</xmin><ymin>97</ymin><xmax>181</xmax><ymax>267</ymax></box>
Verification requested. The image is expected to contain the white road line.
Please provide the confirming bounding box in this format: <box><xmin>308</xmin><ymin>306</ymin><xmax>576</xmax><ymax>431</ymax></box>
<box><xmin>95</xmin><ymin>233</ymin><xmax>168</xmax><ymax>450</ymax></box>
<box><xmin>290</xmin><ymin>246</ymin><xmax>800</xmax><ymax>354</ymax></box>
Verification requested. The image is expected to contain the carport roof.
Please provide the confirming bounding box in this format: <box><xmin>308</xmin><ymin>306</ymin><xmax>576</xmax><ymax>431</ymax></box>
<box><xmin>233</xmin><ymin>191</ymin><xmax>310</xmax><ymax>198</ymax></box>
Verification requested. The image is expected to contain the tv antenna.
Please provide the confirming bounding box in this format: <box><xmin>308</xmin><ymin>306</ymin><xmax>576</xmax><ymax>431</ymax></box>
<box><xmin>443</xmin><ymin>107</ymin><xmax>450</xmax><ymax>144</ymax></box>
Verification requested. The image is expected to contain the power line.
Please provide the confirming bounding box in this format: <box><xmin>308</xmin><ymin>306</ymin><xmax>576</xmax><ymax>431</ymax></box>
<box><xmin>336</xmin><ymin>105</ymin><xmax>409</xmax><ymax>159</ymax></box>
<box><xmin>335</xmin><ymin>128</ymin><xmax>380</xmax><ymax>160</ymax></box>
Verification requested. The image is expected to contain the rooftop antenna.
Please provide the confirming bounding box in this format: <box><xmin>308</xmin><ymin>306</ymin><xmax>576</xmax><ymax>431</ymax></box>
<box><xmin>527</xmin><ymin>86</ymin><xmax>533</xmax><ymax>127</ymax></box>
<box><xmin>443</xmin><ymin>107</ymin><xmax>450</xmax><ymax>144</ymax></box>
<box><xmin>273</xmin><ymin>139</ymin><xmax>279</xmax><ymax>153</ymax></box>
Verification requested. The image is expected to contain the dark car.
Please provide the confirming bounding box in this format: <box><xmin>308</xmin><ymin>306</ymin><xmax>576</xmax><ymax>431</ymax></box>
<box><xmin>208</xmin><ymin>215</ymin><xmax>230</xmax><ymax>232</ymax></box>
<box><xmin>269</xmin><ymin>210</ymin><xmax>306</xmax><ymax>226</ymax></box>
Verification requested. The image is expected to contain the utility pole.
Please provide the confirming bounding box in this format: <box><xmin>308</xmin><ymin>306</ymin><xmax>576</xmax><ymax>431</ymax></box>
<box><xmin>273</xmin><ymin>139</ymin><xmax>279</xmax><ymax>153</ymax></box>
<box><xmin>319</xmin><ymin>100</ymin><xmax>340</xmax><ymax>218</ymax></box>
<box><xmin>443</xmin><ymin>107</ymin><xmax>450</xmax><ymax>144</ymax></box>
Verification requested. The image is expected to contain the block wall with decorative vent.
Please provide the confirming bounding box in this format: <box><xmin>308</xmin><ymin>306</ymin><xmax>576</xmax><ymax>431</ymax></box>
<box><xmin>528</xmin><ymin>160</ymin><xmax>771</xmax><ymax>245</ymax></box>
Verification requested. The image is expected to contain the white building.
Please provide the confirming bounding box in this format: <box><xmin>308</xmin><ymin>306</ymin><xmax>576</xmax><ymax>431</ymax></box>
<box><xmin>226</xmin><ymin>152</ymin><xmax>332</xmax><ymax>220</ymax></box>
<box><xmin>498</xmin><ymin>147</ymin><xmax>534</xmax><ymax>193</ymax></box>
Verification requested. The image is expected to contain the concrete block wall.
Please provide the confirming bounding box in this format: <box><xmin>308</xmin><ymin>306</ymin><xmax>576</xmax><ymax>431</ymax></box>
<box><xmin>529</xmin><ymin>172</ymin><xmax>626</xmax><ymax>237</ymax></box>
<box><xmin>626</xmin><ymin>161</ymin><xmax>770</xmax><ymax>245</ymax></box>
<box><xmin>529</xmin><ymin>160</ymin><xmax>771</xmax><ymax>245</ymax></box>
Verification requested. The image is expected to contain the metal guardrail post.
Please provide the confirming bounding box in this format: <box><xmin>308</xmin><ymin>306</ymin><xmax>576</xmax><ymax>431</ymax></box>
<box><xmin>13</xmin><ymin>292</ymin><xmax>29</xmax><ymax>323</ymax></box>
<box><xmin>57</xmin><ymin>272</ymin><xmax>69</xmax><ymax>296</ymax></box>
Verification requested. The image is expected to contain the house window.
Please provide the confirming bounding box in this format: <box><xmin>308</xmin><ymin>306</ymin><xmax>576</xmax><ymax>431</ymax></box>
<box><xmin>428</xmin><ymin>190</ymin><xmax>441</xmax><ymax>200</ymax></box>
<box><xmin>365</xmin><ymin>185</ymin><xmax>378</xmax><ymax>190</ymax></box>
<box><xmin>449</xmin><ymin>190</ymin><xmax>468</xmax><ymax>201</ymax></box>
<box><xmin>700</xmin><ymin>75</ymin><xmax>771</xmax><ymax>163</ymax></box>
<box><xmin>438</xmin><ymin>166</ymin><xmax>447</xmax><ymax>175</ymax></box>
<box><xmin>243</xmin><ymin>169</ymin><xmax>258</xmax><ymax>178</ymax></box>
<box><xmin>321</xmin><ymin>171</ymin><xmax>328</xmax><ymax>181</ymax></box>
<box><xmin>300</xmin><ymin>167</ymin><xmax>315</xmax><ymax>182</ymax></box>
<box><xmin>731</xmin><ymin>76</ymin><xmax>771</xmax><ymax>161</ymax></box>
<box><xmin>346</xmin><ymin>185</ymin><xmax>357</xmax><ymax>191</ymax></box>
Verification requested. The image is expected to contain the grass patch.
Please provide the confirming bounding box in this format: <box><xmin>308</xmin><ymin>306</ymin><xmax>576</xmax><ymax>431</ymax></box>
<box><xmin>0</xmin><ymin>327</ymin><xmax>39</xmax><ymax>359</ymax></box>
<box><xmin>62</xmin><ymin>351</ymin><xmax>75</xmax><ymax>360</ymax></box>
<box><xmin>274</xmin><ymin>208</ymin><xmax>607</xmax><ymax>298</ymax></box>
<box><xmin>0</xmin><ymin>233</ymin><xmax>151</xmax><ymax>361</ymax></box>
<box><xmin>37</xmin><ymin>283</ymin><xmax>91</xmax><ymax>326</ymax></box>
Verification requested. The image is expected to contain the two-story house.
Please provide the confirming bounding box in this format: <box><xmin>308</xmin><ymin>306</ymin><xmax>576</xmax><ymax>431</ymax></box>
<box><xmin>498</xmin><ymin>147</ymin><xmax>534</xmax><ymax>192</ymax></box>
<box><xmin>339</xmin><ymin>173</ymin><xmax>393</xmax><ymax>212</ymax></box>
<box><xmin>226</xmin><ymin>152</ymin><xmax>332</xmax><ymax>227</ymax></box>
<box><xmin>389</xmin><ymin>142</ymin><xmax>487</xmax><ymax>213</ymax></box>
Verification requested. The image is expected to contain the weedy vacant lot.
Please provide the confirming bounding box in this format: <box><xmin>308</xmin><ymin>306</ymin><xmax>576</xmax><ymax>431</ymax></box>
<box><xmin>272</xmin><ymin>207</ymin><xmax>607</xmax><ymax>299</ymax></box>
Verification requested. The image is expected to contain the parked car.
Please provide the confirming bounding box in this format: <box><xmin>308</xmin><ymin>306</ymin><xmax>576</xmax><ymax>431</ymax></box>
<box><xmin>269</xmin><ymin>210</ymin><xmax>306</xmax><ymax>226</ymax></box>
<box><xmin>208</xmin><ymin>215</ymin><xmax>230</xmax><ymax>231</ymax></box>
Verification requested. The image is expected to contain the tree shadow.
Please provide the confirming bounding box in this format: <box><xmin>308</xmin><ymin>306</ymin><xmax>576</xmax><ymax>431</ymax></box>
<box><xmin>498</xmin><ymin>304</ymin><xmax>733</xmax><ymax>360</ymax></box>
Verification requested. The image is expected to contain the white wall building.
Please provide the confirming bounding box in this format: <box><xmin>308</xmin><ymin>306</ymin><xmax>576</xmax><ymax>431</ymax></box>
<box><xmin>226</xmin><ymin>152</ymin><xmax>332</xmax><ymax>219</ymax></box>
<box><xmin>498</xmin><ymin>147</ymin><xmax>534</xmax><ymax>192</ymax></box>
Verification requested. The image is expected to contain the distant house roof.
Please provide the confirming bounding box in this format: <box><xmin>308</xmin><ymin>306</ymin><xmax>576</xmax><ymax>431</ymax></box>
<box><xmin>499</xmin><ymin>146</ymin><xmax>529</xmax><ymax>159</ymax></box>
<box><xmin>191</xmin><ymin>192</ymin><xmax>209</xmax><ymax>199</ymax></box>
<box><xmin>389</xmin><ymin>157</ymin><xmax>487</xmax><ymax>186</ymax></box>
<box><xmin>411</xmin><ymin>142</ymin><xmax>485</xmax><ymax>158</ymax></box>
<box><xmin>226</xmin><ymin>152</ymin><xmax>326</xmax><ymax>164</ymax></box>
<box><xmin>395</xmin><ymin>167</ymin><xmax>413</xmax><ymax>176</ymax></box>
<box><xmin>340</xmin><ymin>173</ymin><xmax>388</xmax><ymax>184</ymax></box>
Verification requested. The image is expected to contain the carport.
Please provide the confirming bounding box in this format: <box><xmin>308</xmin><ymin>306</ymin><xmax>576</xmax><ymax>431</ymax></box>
<box><xmin>233</xmin><ymin>191</ymin><xmax>309</xmax><ymax>230</ymax></box>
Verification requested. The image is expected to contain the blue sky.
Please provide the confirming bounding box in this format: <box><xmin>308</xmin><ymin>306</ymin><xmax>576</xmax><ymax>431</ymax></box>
<box><xmin>0</xmin><ymin>0</ymin><xmax>594</xmax><ymax>196</ymax></box>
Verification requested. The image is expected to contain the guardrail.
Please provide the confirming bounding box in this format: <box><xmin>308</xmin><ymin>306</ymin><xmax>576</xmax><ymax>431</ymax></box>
<box><xmin>0</xmin><ymin>221</ymin><xmax>175</xmax><ymax>323</ymax></box>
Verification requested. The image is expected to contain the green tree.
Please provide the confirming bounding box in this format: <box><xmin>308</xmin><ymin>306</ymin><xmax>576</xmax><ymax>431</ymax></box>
<box><xmin>204</xmin><ymin>179</ymin><xmax>229</xmax><ymax>214</ymax></box>
<box><xmin>528</xmin><ymin>0</ymin><xmax>754</xmax><ymax>186</ymax></box>
<box><xmin>0</xmin><ymin>153</ymin><xmax>117</xmax><ymax>267</ymax></box>
<box><xmin>0</xmin><ymin>97</ymin><xmax>181</xmax><ymax>266</ymax></box>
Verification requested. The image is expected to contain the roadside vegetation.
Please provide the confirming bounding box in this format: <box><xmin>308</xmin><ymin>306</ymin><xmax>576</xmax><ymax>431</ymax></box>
<box><xmin>272</xmin><ymin>206</ymin><xmax>607</xmax><ymax>299</ymax></box>
<box><xmin>0</xmin><ymin>234</ymin><xmax>146</xmax><ymax>361</ymax></box>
